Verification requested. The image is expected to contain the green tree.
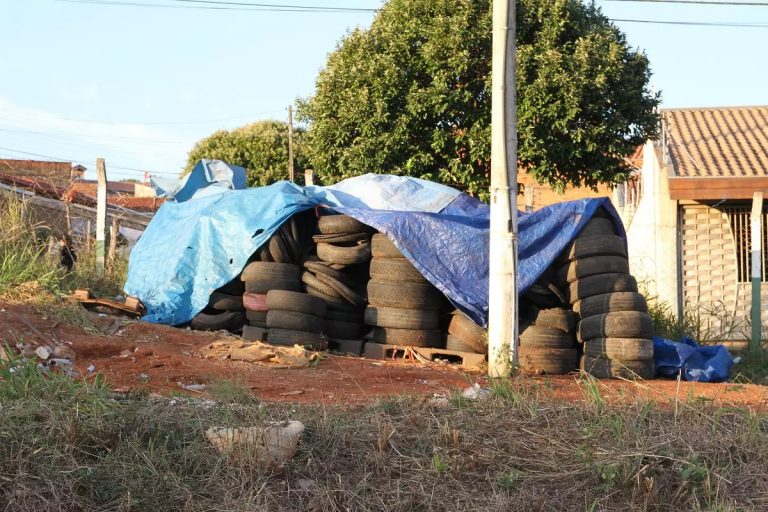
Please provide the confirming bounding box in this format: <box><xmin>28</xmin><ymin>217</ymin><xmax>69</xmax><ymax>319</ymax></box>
<box><xmin>298</xmin><ymin>0</ymin><xmax>660</xmax><ymax>197</ymax></box>
<box><xmin>185</xmin><ymin>120</ymin><xmax>308</xmax><ymax>187</ymax></box>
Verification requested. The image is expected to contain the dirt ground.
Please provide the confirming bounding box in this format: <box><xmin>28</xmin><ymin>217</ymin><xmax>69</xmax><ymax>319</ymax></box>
<box><xmin>2</xmin><ymin>301</ymin><xmax>767</xmax><ymax>408</ymax></box>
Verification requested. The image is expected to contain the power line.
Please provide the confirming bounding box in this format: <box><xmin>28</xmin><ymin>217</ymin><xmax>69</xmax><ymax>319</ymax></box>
<box><xmin>611</xmin><ymin>17</ymin><xmax>768</xmax><ymax>26</ymax></box>
<box><xmin>54</xmin><ymin>0</ymin><xmax>377</xmax><ymax>13</ymax></box>
<box><xmin>604</xmin><ymin>0</ymin><xmax>768</xmax><ymax>6</ymax></box>
<box><xmin>0</xmin><ymin>107</ymin><xmax>284</xmax><ymax>126</ymax></box>
<box><xmin>0</xmin><ymin>146</ymin><xmax>181</xmax><ymax>176</ymax></box>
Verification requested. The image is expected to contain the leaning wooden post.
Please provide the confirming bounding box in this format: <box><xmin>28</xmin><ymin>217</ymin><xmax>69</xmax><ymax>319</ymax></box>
<box><xmin>107</xmin><ymin>217</ymin><xmax>119</xmax><ymax>275</ymax></box>
<box><xmin>95</xmin><ymin>158</ymin><xmax>108</xmax><ymax>275</ymax></box>
<box><xmin>750</xmin><ymin>191</ymin><xmax>763</xmax><ymax>351</ymax></box>
<box><xmin>288</xmin><ymin>105</ymin><xmax>295</xmax><ymax>182</ymax></box>
<box><xmin>304</xmin><ymin>169</ymin><xmax>314</xmax><ymax>186</ymax></box>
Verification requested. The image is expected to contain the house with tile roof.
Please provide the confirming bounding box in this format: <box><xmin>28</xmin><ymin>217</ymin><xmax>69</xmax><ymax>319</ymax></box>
<box><xmin>626</xmin><ymin>105</ymin><xmax>768</xmax><ymax>341</ymax></box>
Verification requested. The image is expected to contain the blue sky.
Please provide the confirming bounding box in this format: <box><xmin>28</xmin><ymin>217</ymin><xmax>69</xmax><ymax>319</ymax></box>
<box><xmin>0</xmin><ymin>0</ymin><xmax>766</xmax><ymax>180</ymax></box>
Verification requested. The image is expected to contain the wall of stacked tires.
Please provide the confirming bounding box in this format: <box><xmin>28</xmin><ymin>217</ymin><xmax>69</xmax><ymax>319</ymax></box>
<box><xmin>189</xmin><ymin>208</ymin><xmax>654</xmax><ymax>378</ymax></box>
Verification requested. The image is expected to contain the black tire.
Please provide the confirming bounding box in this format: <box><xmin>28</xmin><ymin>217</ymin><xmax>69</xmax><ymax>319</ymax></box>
<box><xmin>190</xmin><ymin>310</ymin><xmax>245</xmax><ymax>332</ymax></box>
<box><xmin>568</xmin><ymin>273</ymin><xmax>638</xmax><ymax>303</ymax></box>
<box><xmin>268</xmin><ymin>232</ymin><xmax>290</xmax><ymax>263</ymax></box>
<box><xmin>267</xmin><ymin>310</ymin><xmax>325</xmax><ymax>333</ymax></box>
<box><xmin>371</xmin><ymin>234</ymin><xmax>403</xmax><ymax>258</ymax></box>
<box><xmin>318</xmin><ymin>214</ymin><xmax>370</xmax><ymax>235</ymax></box>
<box><xmin>371</xmin><ymin>327</ymin><xmax>442</xmax><ymax>347</ymax></box>
<box><xmin>364</xmin><ymin>306</ymin><xmax>439</xmax><ymax>329</ymax></box>
<box><xmin>325</xmin><ymin>319</ymin><xmax>361</xmax><ymax>339</ymax></box>
<box><xmin>208</xmin><ymin>292</ymin><xmax>244</xmax><ymax>312</ymax></box>
<box><xmin>265</xmin><ymin>290</ymin><xmax>327</xmax><ymax>316</ymax></box>
<box><xmin>578</xmin><ymin>217</ymin><xmax>617</xmax><ymax>237</ymax></box>
<box><xmin>519</xmin><ymin>324</ymin><xmax>576</xmax><ymax>349</ymax></box>
<box><xmin>327</xmin><ymin>309</ymin><xmax>363</xmax><ymax>323</ymax></box>
<box><xmin>558</xmin><ymin>235</ymin><xmax>627</xmax><ymax>263</ymax></box>
<box><xmin>520</xmin><ymin>306</ymin><xmax>575</xmax><ymax>333</ymax></box>
<box><xmin>578</xmin><ymin>312</ymin><xmax>654</xmax><ymax>342</ymax></box>
<box><xmin>580</xmin><ymin>355</ymin><xmax>654</xmax><ymax>380</ymax></box>
<box><xmin>257</xmin><ymin>245</ymin><xmax>274</xmax><ymax>262</ymax></box>
<box><xmin>315</xmin><ymin>272</ymin><xmax>366</xmax><ymax>306</ymax></box>
<box><xmin>305</xmin><ymin>285</ymin><xmax>350</xmax><ymax>306</ymax></box>
<box><xmin>279</xmin><ymin>221</ymin><xmax>300</xmax><ymax>263</ymax></box>
<box><xmin>445</xmin><ymin>334</ymin><xmax>480</xmax><ymax>353</ymax></box>
<box><xmin>518</xmin><ymin>347</ymin><xmax>578</xmax><ymax>375</ymax></box>
<box><xmin>242</xmin><ymin>325</ymin><xmax>267</xmax><ymax>341</ymax></box>
<box><xmin>369</xmin><ymin>258</ymin><xmax>427</xmax><ymax>283</ymax></box>
<box><xmin>583</xmin><ymin>338</ymin><xmax>654</xmax><ymax>361</ymax></box>
<box><xmin>557</xmin><ymin>255</ymin><xmax>629</xmax><ymax>284</ymax></box>
<box><xmin>241</xmin><ymin>262</ymin><xmax>300</xmax><ymax>282</ymax></box>
<box><xmin>215</xmin><ymin>278</ymin><xmax>245</xmax><ymax>296</ymax></box>
<box><xmin>267</xmin><ymin>328</ymin><xmax>328</xmax><ymax>350</ymax></box>
<box><xmin>447</xmin><ymin>313</ymin><xmax>487</xmax><ymax>353</ymax></box>
<box><xmin>244</xmin><ymin>278</ymin><xmax>301</xmax><ymax>294</ymax></box>
<box><xmin>312</xmin><ymin>232</ymin><xmax>370</xmax><ymax>244</ymax></box>
<box><xmin>246</xmin><ymin>310</ymin><xmax>268</xmax><ymax>324</ymax></box>
<box><xmin>367</xmin><ymin>279</ymin><xmax>441</xmax><ymax>310</ymax></box>
<box><xmin>574</xmin><ymin>292</ymin><xmax>648</xmax><ymax>319</ymax></box>
<box><xmin>302</xmin><ymin>271</ymin><xmax>344</xmax><ymax>300</ymax></box>
<box><xmin>521</xmin><ymin>283</ymin><xmax>566</xmax><ymax>308</ymax></box>
<box><xmin>303</xmin><ymin>260</ymin><xmax>352</xmax><ymax>284</ymax></box>
<box><xmin>316</xmin><ymin>242</ymin><xmax>371</xmax><ymax>265</ymax></box>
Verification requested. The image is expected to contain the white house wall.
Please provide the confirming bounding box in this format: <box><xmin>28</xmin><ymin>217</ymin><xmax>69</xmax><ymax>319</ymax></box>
<box><xmin>626</xmin><ymin>142</ymin><xmax>679</xmax><ymax>311</ymax></box>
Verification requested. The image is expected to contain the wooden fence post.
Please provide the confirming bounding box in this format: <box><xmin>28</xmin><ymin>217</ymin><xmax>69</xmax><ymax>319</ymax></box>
<box><xmin>95</xmin><ymin>158</ymin><xmax>107</xmax><ymax>275</ymax></box>
<box><xmin>107</xmin><ymin>217</ymin><xmax>119</xmax><ymax>275</ymax></box>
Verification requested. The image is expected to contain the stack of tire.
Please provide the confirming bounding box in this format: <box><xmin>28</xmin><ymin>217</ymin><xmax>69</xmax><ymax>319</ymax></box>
<box><xmin>240</xmin><ymin>262</ymin><xmax>301</xmax><ymax>341</ymax></box>
<box><xmin>557</xmin><ymin>212</ymin><xmax>655</xmax><ymax>379</ymax></box>
<box><xmin>445</xmin><ymin>311</ymin><xmax>486</xmax><ymax>354</ymax></box>
<box><xmin>365</xmin><ymin>234</ymin><xmax>443</xmax><ymax>348</ymax></box>
<box><xmin>264</xmin><ymin>290</ymin><xmax>328</xmax><ymax>350</ymax></box>
<box><xmin>190</xmin><ymin>277</ymin><xmax>247</xmax><ymax>333</ymax></box>
<box><xmin>517</xmin><ymin>277</ymin><xmax>578</xmax><ymax>374</ymax></box>
<box><xmin>303</xmin><ymin>214</ymin><xmax>371</xmax><ymax>352</ymax></box>
<box><xmin>252</xmin><ymin>215</ymin><xmax>311</xmax><ymax>265</ymax></box>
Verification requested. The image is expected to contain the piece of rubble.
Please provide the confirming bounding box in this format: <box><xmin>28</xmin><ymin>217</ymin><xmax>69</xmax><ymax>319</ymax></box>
<box><xmin>53</xmin><ymin>344</ymin><xmax>76</xmax><ymax>361</ymax></box>
<box><xmin>178</xmin><ymin>382</ymin><xmax>206</xmax><ymax>392</ymax></box>
<box><xmin>461</xmin><ymin>383</ymin><xmax>492</xmax><ymax>400</ymax></box>
<box><xmin>34</xmin><ymin>346</ymin><xmax>50</xmax><ymax>360</ymax></box>
<box><xmin>205</xmin><ymin>420</ymin><xmax>305</xmax><ymax>468</ymax></box>
<box><xmin>427</xmin><ymin>395</ymin><xmax>451</xmax><ymax>408</ymax></box>
<box><xmin>87</xmin><ymin>364</ymin><xmax>96</xmax><ymax>373</ymax></box>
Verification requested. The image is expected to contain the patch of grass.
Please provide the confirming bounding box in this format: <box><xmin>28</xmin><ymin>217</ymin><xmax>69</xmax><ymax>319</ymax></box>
<box><xmin>2</xmin><ymin>360</ymin><xmax>768</xmax><ymax>511</ymax></box>
<box><xmin>0</xmin><ymin>193</ymin><xmax>127</xmax><ymax>304</ymax></box>
<box><xmin>731</xmin><ymin>349</ymin><xmax>768</xmax><ymax>384</ymax></box>
<box><xmin>207</xmin><ymin>379</ymin><xmax>258</xmax><ymax>404</ymax></box>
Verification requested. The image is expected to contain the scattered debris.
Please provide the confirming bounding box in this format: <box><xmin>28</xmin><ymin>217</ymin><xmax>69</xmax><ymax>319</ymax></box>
<box><xmin>87</xmin><ymin>364</ymin><xmax>96</xmax><ymax>373</ymax></box>
<box><xmin>53</xmin><ymin>344</ymin><xmax>76</xmax><ymax>361</ymax></box>
<box><xmin>177</xmin><ymin>382</ymin><xmax>206</xmax><ymax>392</ymax></box>
<box><xmin>461</xmin><ymin>383</ymin><xmax>492</xmax><ymax>400</ymax></box>
<box><xmin>279</xmin><ymin>390</ymin><xmax>304</xmax><ymax>397</ymax></box>
<box><xmin>427</xmin><ymin>395</ymin><xmax>450</xmax><ymax>408</ymax></box>
<box><xmin>205</xmin><ymin>420</ymin><xmax>305</xmax><ymax>468</ymax></box>
<box><xmin>199</xmin><ymin>340</ymin><xmax>319</xmax><ymax>369</ymax></box>
<box><xmin>69</xmin><ymin>289</ymin><xmax>145</xmax><ymax>318</ymax></box>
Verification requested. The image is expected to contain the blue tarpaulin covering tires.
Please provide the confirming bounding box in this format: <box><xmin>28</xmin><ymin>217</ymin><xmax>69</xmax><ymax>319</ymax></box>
<box><xmin>124</xmin><ymin>173</ymin><xmax>622</xmax><ymax>327</ymax></box>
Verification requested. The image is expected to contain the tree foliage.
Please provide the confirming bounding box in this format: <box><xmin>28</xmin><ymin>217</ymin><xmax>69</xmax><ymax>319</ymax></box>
<box><xmin>298</xmin><ymin>0</ymin><xmax>660</xmax><ymax>197</ymax></box>
<box><xmin>185</xmin><ymin>120</ymin><xmax>307</xmax><ymax>187</ymax></box>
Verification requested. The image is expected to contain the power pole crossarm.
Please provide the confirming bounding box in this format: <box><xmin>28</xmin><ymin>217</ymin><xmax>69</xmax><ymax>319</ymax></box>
<box><xmin>487</xmin><ymin>0</ymin><xmax>518</xmax><ymax>377</ymax></box>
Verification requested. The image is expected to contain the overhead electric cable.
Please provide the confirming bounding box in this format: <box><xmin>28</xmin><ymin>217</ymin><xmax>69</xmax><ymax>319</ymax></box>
<box><xmin>54</xmin><ymin>0</ymin><xmax>377</xmax><ymax>13</ymax></box>
<box><xmin>605</xmin><ymin>0</ymin><xmax>768</xmax><ymax>6</ymax></box>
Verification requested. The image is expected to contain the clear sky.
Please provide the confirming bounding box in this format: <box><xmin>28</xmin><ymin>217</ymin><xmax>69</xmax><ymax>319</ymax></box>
<box><xmin>0</xmin><ymin>0</ymin><xmax>766</xmax><ymax>180</ymax></box>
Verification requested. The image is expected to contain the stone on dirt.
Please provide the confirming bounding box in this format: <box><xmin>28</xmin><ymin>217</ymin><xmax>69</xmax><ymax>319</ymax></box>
<box><xmin>461</xmin><ymin>383</ymin><xmax>492</xmax><ymax>400</ymax></box>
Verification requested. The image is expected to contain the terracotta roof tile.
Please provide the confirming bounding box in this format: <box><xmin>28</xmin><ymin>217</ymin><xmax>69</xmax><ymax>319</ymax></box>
<box><xmin>663</xmin><ymin>106</ymin><xmax>768</xmax><ymax>178</ymax></box>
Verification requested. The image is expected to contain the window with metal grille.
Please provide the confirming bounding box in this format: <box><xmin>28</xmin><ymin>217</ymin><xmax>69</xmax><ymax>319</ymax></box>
<box><xmin>724</xmin><ymin>207</ymin><xmax>768</xmax><ymax>283</ymax></box>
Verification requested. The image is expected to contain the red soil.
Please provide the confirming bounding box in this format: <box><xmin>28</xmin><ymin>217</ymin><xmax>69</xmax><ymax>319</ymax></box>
<box><xmin>1</xmin><ymin>301</ymin><xmax>766</xmax><ymax>409</ymax></box>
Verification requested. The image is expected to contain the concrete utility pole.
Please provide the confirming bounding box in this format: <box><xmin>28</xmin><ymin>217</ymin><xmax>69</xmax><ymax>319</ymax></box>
<box><xmin>487</xmin><ymin>0</ymin><xmax>518</xmax><ymax>377</ymax></box>
<box><xmin>95</xmin><ymin>158</ymin><xmax>108</xmax><ymax>276</ymax></box>
<box><xmin>750</xmin><ymin>191</ymin><xmax>763</xmax><ymax>350</ymax></box>
<box><xmin>288</xmin><ymin>105</ymin><xmax>295</xmax><ymax>182</ymax></box>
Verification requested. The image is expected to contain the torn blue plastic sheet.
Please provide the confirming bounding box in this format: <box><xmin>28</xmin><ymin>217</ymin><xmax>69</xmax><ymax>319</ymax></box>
<box><xmin>653</xmin><ymin>336</ymin><xmax>734</xmax><ymax>383</ymax></box>
<box><xmin>150</xmin><ymin>159</ymin><xmax>247</xmax><ymax>203</ymax></box>
<box><xmin>124</xmin><ymin>173</ymin><xmax>621</xmax><ymax>327</ymax></box>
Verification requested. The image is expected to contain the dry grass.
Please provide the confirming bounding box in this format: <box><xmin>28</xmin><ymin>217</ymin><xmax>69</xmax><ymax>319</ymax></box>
<box><xmin>1</xmin><ymin>360</ymin><xmax>766</xmax><ymax>512</ymax></box>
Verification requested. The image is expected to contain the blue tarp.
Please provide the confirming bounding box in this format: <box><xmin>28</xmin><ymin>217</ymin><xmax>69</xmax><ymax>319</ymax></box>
<box><xmin>150</xmin><ymin>159</ymin><xmax>247</xmax><ymax>202</ymax></box>
<box><xmin>653</xmin><ymin>336</ymin><xmax>735</xmax><ymax>383</ymax></box>
<box><xmin>125</xmin><ymin>173</ymin><xmax>622</xmax><ymax>326</ymax></box>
